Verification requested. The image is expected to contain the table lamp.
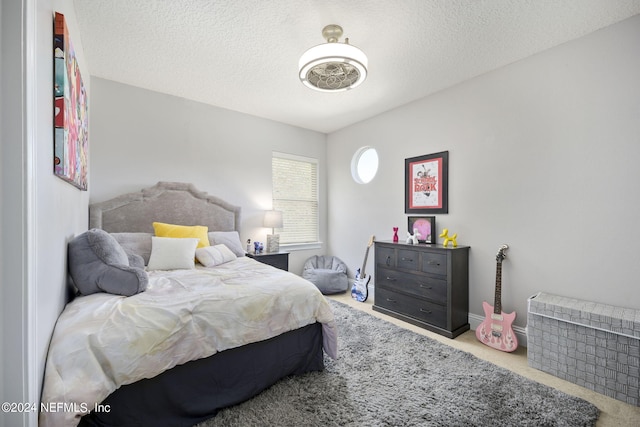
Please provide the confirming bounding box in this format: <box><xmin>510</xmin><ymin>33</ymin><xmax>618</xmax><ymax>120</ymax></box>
<box><xmin>264</xmin><ymin>210</ymin><xmax>283</xmax><ymax>253</ymax></box>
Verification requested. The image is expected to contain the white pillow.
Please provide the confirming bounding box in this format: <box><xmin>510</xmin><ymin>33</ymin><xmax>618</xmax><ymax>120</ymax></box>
<box><xmin>208</xmin><ymin>231</ymin><xmax>245</xmax><ymax>257</ymax></box>
<box><xmin>196</xmin><ymin>244</ymin><xmax>238</xmax><ymax>267</ymax></box>
<box><xmin>147</xmin><ymin>237</ymin><xmax>199</xmax><ymax>270</ymax></box>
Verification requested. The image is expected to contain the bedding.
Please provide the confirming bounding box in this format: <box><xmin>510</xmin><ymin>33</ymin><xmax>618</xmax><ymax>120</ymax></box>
<box><xmin>40</xmin><ymin>256</ymin><xmax>337</xmax><ymax>427</ymax></box>
<box><xmin>80</xmin><ymin>323</ymin><xmax>325</xmax><ymax>426</ymax></box>
<box><xmin>42</xmin><ymin>182</ymin><xmax>334</xmax><ymax>426</ymax></box>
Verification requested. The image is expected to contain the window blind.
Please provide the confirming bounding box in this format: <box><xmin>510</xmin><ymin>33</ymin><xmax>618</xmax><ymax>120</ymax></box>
<box><xmin>272</xmin><ymin>153</ymin><xmax>318</xmax><ymax>244</ymax></box>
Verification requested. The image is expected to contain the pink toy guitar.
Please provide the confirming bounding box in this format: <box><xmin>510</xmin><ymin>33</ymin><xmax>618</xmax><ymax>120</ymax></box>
<box><xmin>475</xmin><ymin>244</ymin><xmax>518</xmax><ymax>352</ymax></box>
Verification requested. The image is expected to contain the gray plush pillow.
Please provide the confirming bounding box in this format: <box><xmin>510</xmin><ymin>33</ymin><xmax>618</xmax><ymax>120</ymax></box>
<box><xmin>208</xmin><ymin>231</ymin><xmax>245</xmax><ymax>257</ymax></box>
<box><xmin>68</xmin><ymin>229</ymin><xmax>148</xmax><ymax>296</ymax></box>
<box><xmin>127</xmin><ymin>252</ymin><xmax>146</xmax><ymax>269</ymax></box>
<box><xmin>111</xmin><ymin>232</ymin><xmax>153</xmax><ymax>265</ymax></box>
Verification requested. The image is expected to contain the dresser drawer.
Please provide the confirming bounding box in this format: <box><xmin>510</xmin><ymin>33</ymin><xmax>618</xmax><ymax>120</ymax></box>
<box><xmin>376</xmin><ymin>267</ymin><xmax>447</xmax><ymax>304</ymax></box>
<box><xmin>375</xmin><ymin>245</ymin><xmax>396</xmax><ymax>268</ymax></box>
<box><xmin>376</xmin><ymin>288</ymin><xmax>447</xmax><ymax>329</ymax></box>
<box><xmin>421</xmin><ymin>252</ymin><xmax>447</xmax><ymax>276</ymax></box>
<box><xmin>398</xmin><ymin>249</ymin><xmax>419</xmax><ymax>271</ymax></box>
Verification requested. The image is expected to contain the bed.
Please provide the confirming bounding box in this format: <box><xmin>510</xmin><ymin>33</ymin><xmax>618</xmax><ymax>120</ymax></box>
<box><xmin>39</xmin><ymin>182</ymin><xmax>337</xmax><ymax>427</ymax></box>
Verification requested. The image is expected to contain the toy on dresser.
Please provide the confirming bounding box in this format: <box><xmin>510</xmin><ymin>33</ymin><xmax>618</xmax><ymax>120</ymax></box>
<box><xmin>406</xmin><ymin>228</ymin><xmax>420</xmax><ymax>245</ymax></box>
<box><xmin>439</xmin><ymin>228</ymin><xmax>458</xmax><ymax>247</ymax></box>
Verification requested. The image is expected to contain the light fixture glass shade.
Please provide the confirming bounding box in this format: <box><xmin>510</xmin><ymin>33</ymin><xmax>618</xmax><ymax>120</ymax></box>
<box><xmin>299</xmin><ymin>40</ymin><xmax>368</xmax><ymax>92</ymax></box>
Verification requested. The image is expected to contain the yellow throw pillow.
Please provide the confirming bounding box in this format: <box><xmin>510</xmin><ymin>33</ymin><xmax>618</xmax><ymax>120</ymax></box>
<box><xmin>152</xmin><ymin>222</ymin><xmax>210</xmax><ymax>249</ymax></box>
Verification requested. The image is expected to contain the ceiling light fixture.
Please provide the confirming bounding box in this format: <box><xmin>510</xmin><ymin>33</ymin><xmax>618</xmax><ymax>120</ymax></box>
<box><xmin>299</xmin><ymin>24</ymin><xmax>368</xmax><ymax>92</ymax></box>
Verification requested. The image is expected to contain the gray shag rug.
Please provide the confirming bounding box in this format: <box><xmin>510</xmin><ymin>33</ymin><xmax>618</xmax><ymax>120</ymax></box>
<box><xmin>198</xmin><ymin>299</ymin><xmax>599</xmax><ymax>427</ymax></box>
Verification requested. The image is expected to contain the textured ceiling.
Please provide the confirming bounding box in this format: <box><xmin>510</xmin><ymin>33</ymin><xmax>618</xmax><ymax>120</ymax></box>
<box><xmin>73</xmin><ymin>0</ymin><xmax>640</xmax><ymax>133</ymax></box>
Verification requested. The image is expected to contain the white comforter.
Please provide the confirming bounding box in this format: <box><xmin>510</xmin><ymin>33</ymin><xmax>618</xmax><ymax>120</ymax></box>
<box><xmin>40</xmin><ymin>257</ymin><xmax>337</xmax><ymax>427</ymax></box>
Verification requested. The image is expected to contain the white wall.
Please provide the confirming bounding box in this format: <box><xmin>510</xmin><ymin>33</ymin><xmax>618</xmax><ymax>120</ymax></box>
<box><xmin>35</xmin><ymin>0</ymin><xmax>91</xmax><ymax>389</ymax></box>
<box><xmin>89</xmin><ymin>78</ymin><xmax>328</xmax><ymax>274</ymax></box>
<box><xmin>1</xmin><ymin>1</ymin><xmax>89</xmax><ymax>425</ymax></box>
<box><xmin>327</xmin><ymin>15</ymin><xmax>640</xmax><ymax>330</ymax></box>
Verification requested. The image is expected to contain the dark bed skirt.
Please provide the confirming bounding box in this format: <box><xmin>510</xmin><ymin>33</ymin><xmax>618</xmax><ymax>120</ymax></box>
<box><xmin>79</xmin><ymin>322</ymin><xmax>325</xmax><ymax>427</ymax></box>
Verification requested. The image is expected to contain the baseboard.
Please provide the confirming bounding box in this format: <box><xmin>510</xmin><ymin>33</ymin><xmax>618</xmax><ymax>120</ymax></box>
<box><xmin>468</xmin><ymin>313</ymin><xmax>528</xmax><ymax>348</ymax></box>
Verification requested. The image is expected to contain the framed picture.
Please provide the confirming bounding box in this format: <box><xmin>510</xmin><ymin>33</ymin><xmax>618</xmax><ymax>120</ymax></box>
<box><xmin>405</xmin><ymin>151</ymin><xmax>448</xmax><ymax>214</ymax></box>
<box><xmin>407</xmin><ymin>216</ymin><xmax>436</xmax><ymax>244</ymax></box>
<box><xmin>54</xmin><ymin>12</ymin><xmax>89</xmax><ymax>190</ymax></box>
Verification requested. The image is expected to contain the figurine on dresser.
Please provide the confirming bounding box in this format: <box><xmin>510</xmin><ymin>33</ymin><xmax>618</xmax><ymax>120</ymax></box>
<box><xmin>406</xmin><ymin>228</ymin><xmax>420</xmax><ymax>245</ymax></box>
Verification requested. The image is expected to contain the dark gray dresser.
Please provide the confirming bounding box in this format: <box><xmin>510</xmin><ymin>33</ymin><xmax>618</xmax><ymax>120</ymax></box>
<box><xmin>373</xmin><ymin>241</ymin><xmax>470</xmax><ymax>338</ymax></box>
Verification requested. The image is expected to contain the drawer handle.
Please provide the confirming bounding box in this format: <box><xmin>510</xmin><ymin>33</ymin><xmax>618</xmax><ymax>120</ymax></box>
<box><xmin>419</xmin><ymin>284</ymin><xmax>432</xmax><ymax>289</ymax></box>
<box><xmin>386</xmin><ymin>298</ymin><xmax>397</xmax><ymax>303</ymax></box>
<box><xmin>386</xmin><ymin>256</ymin><xmax>392</xmax><ymax>266</ymax></box>
<box><xmin>401</xmin><ymin>257</ymin><xmax>414</xmax><ymax>262</ymax></box>
<box><xmin>385</xmin><ymin>276</ymin><xmax>397</xmax><ymax>281</ymax></box>
<box><xmin>427</xmin><ymin>260</ymin><xmax>440</xmax><ymax>266</ymax></box>
<box><xmin>419</xmin><ymin>308</ymin><xmax>432</xmax><ymax>314</ymax></box>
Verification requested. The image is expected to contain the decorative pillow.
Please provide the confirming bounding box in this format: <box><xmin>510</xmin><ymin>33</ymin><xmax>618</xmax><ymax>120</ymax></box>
<box><xmin>127</xmin><ymin>252</ymin><xmax>146</xmax><ymax>269</ymax></box>
<box><xmin>153</xmin><ymin>222</ymin><xmax>210</xmax><ymax>249</ymax></box>
<box><xmin>208</xmin><ymin>231</ymin><xmax>245</xmax><ymax>257</ymax></box>
<box><xmin>68</xmin><ymin>228</ymin><xmax>148</xmax><ymax>296</ymax></box>
<box><xmin>111</xmin><ymin>232</ymin><xmax>152</xmax><ymax>265</ymax></box>
<box><xmin>196</xmin><ymin>244</ymin><xmax>238</xmax><ymax>267</ymax></box>
<box><xmin>147</xmin><ymin>237</ymin><xmax>199</xmax><ymax>270</ymax></box>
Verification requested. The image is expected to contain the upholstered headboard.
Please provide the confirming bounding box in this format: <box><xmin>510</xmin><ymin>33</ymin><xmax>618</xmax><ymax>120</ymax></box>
<box><xmin>89</xmin><ymin>182</ymin><xmax>241</xmax><ymax>233</ymax></box>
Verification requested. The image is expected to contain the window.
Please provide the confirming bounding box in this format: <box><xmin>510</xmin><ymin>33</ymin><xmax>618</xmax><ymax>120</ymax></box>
<box><xmin>272</xmin><ymin>152</ymin><xmax>319</xmax><ymax>245</ymax></box>
<box><xmin>351</xmin><ymin>146</ymin><xmax>379</xmax><ymax>184</ymax></box>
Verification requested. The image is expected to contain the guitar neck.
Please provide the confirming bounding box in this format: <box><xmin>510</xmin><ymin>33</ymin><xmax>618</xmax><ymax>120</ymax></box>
<box><xmin>360</xmin><ymin>247</ymin><xmax>370</xmax><ymax>276</ymax></box>
<box><xmin>493</xmin><ymin>261</ymin><xmax>503</xmax><ymax>314</ymax></box>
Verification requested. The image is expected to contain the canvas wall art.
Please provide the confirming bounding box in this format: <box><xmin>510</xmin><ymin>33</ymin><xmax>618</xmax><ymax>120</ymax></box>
<box><xmin>54</xmin><ymin>12</ymin><xmax>88</xmax><ymax>190</ymax></box>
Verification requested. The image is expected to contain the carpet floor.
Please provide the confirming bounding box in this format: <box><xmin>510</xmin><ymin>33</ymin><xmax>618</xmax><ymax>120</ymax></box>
<box><xmin>198</xmin><ymin>299</ymin><xmax>599</xmax><ymax>426</ymax></box>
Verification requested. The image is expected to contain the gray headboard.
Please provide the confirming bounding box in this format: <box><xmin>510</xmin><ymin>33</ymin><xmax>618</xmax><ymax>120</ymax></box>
<box><xmin>89</xmin><ymin>182</ymin><xmax>241</xmax><ymax>233</ymax></box>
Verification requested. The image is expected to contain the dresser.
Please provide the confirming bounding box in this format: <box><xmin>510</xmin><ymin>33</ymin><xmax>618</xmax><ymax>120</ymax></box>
<box><xmin>373</xmin><ymin>241</ymin><xmax>469</xmax><ymax>338</ymax></box>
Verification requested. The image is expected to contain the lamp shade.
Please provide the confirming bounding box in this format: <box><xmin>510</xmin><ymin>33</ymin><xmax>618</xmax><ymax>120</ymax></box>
<box><xmin>264</xmin><ymin>210</ymin><xmax>283</xmax><ymax>230</ymax></box>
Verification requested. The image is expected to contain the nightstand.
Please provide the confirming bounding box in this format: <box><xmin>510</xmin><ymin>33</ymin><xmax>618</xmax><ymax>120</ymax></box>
<box><xmin>247</xmin><ymin>251</ymin><xmax>289</xmax><ymax>271</ymax></box>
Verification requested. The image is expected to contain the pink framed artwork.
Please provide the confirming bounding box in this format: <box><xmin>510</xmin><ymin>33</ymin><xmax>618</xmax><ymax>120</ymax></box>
<box><xmin>405</xmin><ymin>151</ymin><xmax>448</xmax><ymax>214</ymax></box>
<box><xmin>407</xmin><ymin>216</ymin><xmax>436</xmax><ymax>244</ymax></box>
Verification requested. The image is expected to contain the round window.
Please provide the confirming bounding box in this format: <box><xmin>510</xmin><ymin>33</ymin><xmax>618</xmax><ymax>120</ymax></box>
<box><xmin>351</xmin><ymin>147</ymin><xmax>379</xmax><ymax>184</ymax></box>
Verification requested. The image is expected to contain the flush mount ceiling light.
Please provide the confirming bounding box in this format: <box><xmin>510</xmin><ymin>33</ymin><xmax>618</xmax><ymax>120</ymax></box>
<box><xmin>299</xmin><ymin>24</ymin><xmax>368</xmax><ymax>92</ymax></box>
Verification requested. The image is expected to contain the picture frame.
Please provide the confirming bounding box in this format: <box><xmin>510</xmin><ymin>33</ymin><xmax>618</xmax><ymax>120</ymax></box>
<box><xmin>54</xmin><ymin>12</ymin><xmax>89</xmax><ymax>190</ymax></box>
<box><xmin>405</xmin><ymin>151</ymin><xmax>448</xmax><ymax>214</ymax></box>
<box><xmin>407</xmin><ymin>216</ymin><xmax>436</xmax><ymax>244</ymax></box>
